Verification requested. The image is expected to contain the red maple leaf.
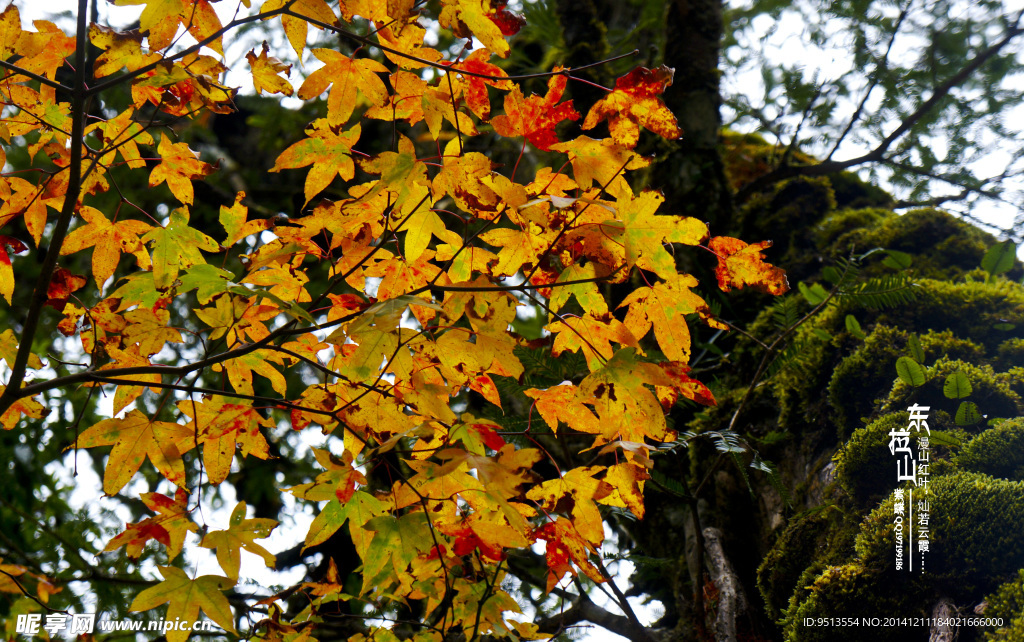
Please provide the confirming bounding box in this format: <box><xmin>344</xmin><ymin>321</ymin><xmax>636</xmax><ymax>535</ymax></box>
<box><xmin>45</xmin><ymin>267</ymin><xmax>87</xmax><ymax>309</ymax></box>
<box><xmin>492</xmin><ymin>70</ymin><xmax>579</xmax><ymax>150</ymax></box>
<box><xmin>488</xmin><ymin>2</ymin><xmax>526</xmax><ymax>36</ymax></box>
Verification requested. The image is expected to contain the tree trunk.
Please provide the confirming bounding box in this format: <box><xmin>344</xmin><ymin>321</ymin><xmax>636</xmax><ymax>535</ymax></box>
<box><xmin>657</xmin><ymin>0</ymin><xmax>734</xmax><ymax>231</ymax></box>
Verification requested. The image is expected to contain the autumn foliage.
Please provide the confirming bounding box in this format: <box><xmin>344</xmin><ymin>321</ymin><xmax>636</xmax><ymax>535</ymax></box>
<box><xmin>0</xmin><ymin>0</ymin><xmax>787</xmax><ymax>638</ymax></box>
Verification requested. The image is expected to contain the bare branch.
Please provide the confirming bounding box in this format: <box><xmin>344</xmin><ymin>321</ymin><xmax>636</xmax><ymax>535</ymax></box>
<box><xmin>735</xmin><ymin>13</ymin><xmax>1024</xmax><ymax>202</ymax></box>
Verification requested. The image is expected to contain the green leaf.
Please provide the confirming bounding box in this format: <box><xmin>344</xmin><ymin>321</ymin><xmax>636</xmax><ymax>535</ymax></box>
<box><xmin>942</xmin><ymin>372</ymin><xmax>972</xmax><ymax>399</ymax></box>
<box><xmin>360</xmin><ymin>513</ymin><xmax>432</xmax><ymax>593</ymax></box>
<box><xmin>907</xmin><ymin>334</ymin><xmax>925</xmax><ymax>363</ymax></box>
<box><xmin>178</xmin><ymin>265</ymin><xmax>234</xmax><ymax>304</ymax></box>
<box><xmin>896</xmin><ymin>356</ymin><xmax>926</xmax><ymax>387</ymax></box>
<box><xmin>303</xmin><ymin>491</ymin><xmax>385</xmax><ymax>550</ymax></box>
<box><xmin>882</xmin><ymin>250</ymin><xmax>913</xmax><ymax>270</ymax></box>
<box><xmin>111</xmin><ymin>272</ymin><xmax>163</xmax><ymax>309</ymax></box>
<box><xmin>993</xmin><ymin>322</ymin><xmax>1016</xmax><ymax>331</ymax></box>
<box><xmin>811</xmin><ymin>328</ymin><xmax>832</xmax><ymax>341</ymax></box>
<box><xmin>981</xmin><ymin>240</ymin><xmax>1016</xmax><ymax>279</ymax></box>
<box><xmin>649</xmin><ymin>469</ymin><xmax>689</xmax><ymax>498</ymax></box>
<box><xmin>955</xmin><ymin>401</ymin><xmax>981</xmax><ymax>426</ymax></box>
<box><xmin>142</xmin><ymin>208</ymin><xmax>219</xmax><ymax>289</ymax></box>
<box><xmin>821</xmin><ymin>266</ymin><xmax>842</xmax><ymax>284</ymax></box>
<box><xmin>927</xmin><ymin>430</ymin><xmax>962</xmax><ymax>448</ymax></box>
<box><xmin>837</xmin><ymin>274</ymin><xmax>919</xmax><ymax>308</ymax></box>
<box><xmin>845</xmin><ymin>314</ymin><xmax>866</xmax><ymax>339</ymax></box>
<box><xmin>798</xmin><ymin>281</ymin><xmax>828</xmax><ymax>305</ymax></box>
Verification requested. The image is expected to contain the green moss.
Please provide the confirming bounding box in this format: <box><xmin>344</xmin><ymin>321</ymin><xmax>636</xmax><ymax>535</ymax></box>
<box><xmin>872</xmin><ymin>278</ymin><xmax>1024</xmax><ymax>353</ymax></box>
<box><xmin>782</xmin><ymin>562</ymin><xmax>928</xmax><ymax>641</ymax></box>
<box><xmin>825</xmin><ymin>172</ymin><xmax>895</xmax><ymax>210</ymax></box>
<box><xmin>1009</xmin><ymin>367</ymin><xmax>1024</xmax><ymax>400</ymax></box>
<box><xmin>828</xmin><ymin>209</ymin><xmax>998</xmax><ymax>281</ymax></box>
<box><xmin>829</xmin><ymin>326</ymin><xmax>910</xmax><ymax>437</ymax></box>
<box><xmin>815</xmin><ymin>208</ymin><xmax>893</xmax><ymax>250</ymax></box>
<box><xmin>917</xmin><ymin>329</ymin><xmax>986</xmax><ymax>364</ymax></box>
<box><xmin>982</xmin><ymin>569</ymin><xmax>1024</xmax><ymax>641</ymax></box>
<box><xmin>955</xmin><ymin>419</ymin><xmax>1024</xmax><ymax>481</ymax></box>
<box><xmin>884</xmin><ymin>358</ymin><xmax>1022</xmax><ymax>430</ymax></box>
<box><xmin>835</xmin><ymin>414</ymin><xmax>925</xmax><ymax>506</ymax></box>
<box><xmin>757</xmin><ymin>507</ymin><xmax>842</xmax><ymax>621</ymax></box>
<box><xmin>841</xmin><ymin>472</ymin><xmax>1024</xmax><ymax>604</ymax></box>
<box><xmin>996</xmin><ymin>338</ymin><xmax>1024</xmax><ymax>372</ymax></box>
<box><xmin>928</xmin><ymin>473</ymin><xmax>1024</xmax><ymax>594</ymax></box>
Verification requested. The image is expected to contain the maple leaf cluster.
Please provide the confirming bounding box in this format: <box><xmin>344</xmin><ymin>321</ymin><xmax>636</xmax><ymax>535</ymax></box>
<box><xmin>0</xmin><ymin>0</ymin><xmax>789</xmax><ymax>638</ymax></box>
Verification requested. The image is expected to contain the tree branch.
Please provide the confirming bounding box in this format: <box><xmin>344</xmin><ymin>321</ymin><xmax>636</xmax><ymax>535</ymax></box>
<box><xmin>0</xmin><ymin>0</ymin><xmax>90</xmax><ymax>417</ymax></box>
<box><xmin>735</xmin><ymin>13</ymin><xmax>1024</xmax><ymax>202</ymax></box>
<box><xmin>535</xmin><ymin>591</ymin><xmax>653</xmax><ymax>642</ymax></box>
<box><xmin>0</xmin><ymin>59</ymin><xmax>70</xmax><ymax>92</ymax></box>
<box><xmin>702</xmin><ymin>527</ymin><xmax>747</xmax><ymax>642</ymax></box>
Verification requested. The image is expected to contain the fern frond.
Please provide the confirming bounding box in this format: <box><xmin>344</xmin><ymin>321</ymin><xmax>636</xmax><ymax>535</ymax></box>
<box><xmin>770</xmin><ymin>294</ymin><xmax>802</xmax><ymax>330</ymax></box>
<box><xmin>837</xmin><ymin>274</ymin><xmax>919</xmax><ymax>308</ymax></box>
<box><xmin>764</xmin><ymin>334</ymin><xmax>821</xmax><ymax>379</ymax></box>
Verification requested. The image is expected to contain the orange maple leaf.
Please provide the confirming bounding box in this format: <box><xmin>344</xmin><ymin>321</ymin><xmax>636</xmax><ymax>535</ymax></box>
<box><xmin>45</xmin><ymin>267</ymin><xmax>86</xmax><ymax>310</ymax></box>
<box><xmin>709</xmin><ymin>236</ymin><xmax>790</xmax><ymax>295</ymax></box>
<box><xmin>533</xmin><ymin>518</ymin><xmax>604</xmax><ymax>592</ymax></box>
<box><xmin>492</xmin><ymin>70</ymin><xmax>579</xmax><ymax>151</ymax></box>
<box><xmin>177</xmin><ymin>398</ymin><xmax>273</xmax><ymax>485</ymax></box>
<box><xmin>527</xmin><ymin>466</ymin><xmax>613</xmax><ymax>544</ymax></box>
<box><xmin>583</xmin><ymin>65</ymin><xmax>682</xmax><ymax>149</ymax></box>
<box><xmin>452</xmin><ymin>49</ymin><xmax>513</xmax><ymax>120</ymax></box>
<box><xmin>547</xmin><ymin>311</ymin><xmax>640</xmax><ymax>371</ymax></box>
<box><xmin>61</xmin><ymin>206</ymin><xmax>152</xmax><ymax>287</ymax></box>
<box><xmin>0</xmin><ymin>388</ymin><xmax>47</xmax><ymax>431</ymax></box>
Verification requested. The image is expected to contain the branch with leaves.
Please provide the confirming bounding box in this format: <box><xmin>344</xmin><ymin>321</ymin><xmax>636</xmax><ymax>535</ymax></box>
<box><xmin>0</xmin><ymin>0</ymin><xmax>793</xmax><ymax>639</ymax></box>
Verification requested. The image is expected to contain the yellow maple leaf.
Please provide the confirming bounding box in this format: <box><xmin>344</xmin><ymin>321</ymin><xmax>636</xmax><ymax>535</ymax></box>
<box><xmin>61</xmin><ymin>206</ymin><xmax>152</xmax><ymax>287</ymax></box>
<box><xmin>246</xmin><ymin>41</ymin><xmax>293</xmax><ymax>97</ymax></box>
<box><xmin>200</xmin><ymin>501</ymin><xmax>277</xmax><ymax>580</ymax></box>
<box><xmin>271</xmin><ymin>119</ymin><xmax>361</xmax><ymax>206</ymax></box>
<box><xmin>618</xmin><ymin>273</ymin><xmax>725</xmax><ymax>362</ymax></box>
<box><xmin>149</xmin><ymin>136</ymin><xmax>215</xmax><ymax>205</ymax></box>
<box><xmin>72</xmin><ymin>409</ymin><xmax>193</xmax><ymax>495</ymax></box>
<box><xmin>298</xmin><ymin>49</ymin><xmax>388</xmax><ymax>127</ymax></box>
<box><xmin>129</xmin><ymin>566</ymin><xmax>237</xmax><ymax>642</ymax></box>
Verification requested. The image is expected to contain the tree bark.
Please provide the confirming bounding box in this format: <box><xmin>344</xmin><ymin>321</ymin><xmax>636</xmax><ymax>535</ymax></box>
<box><xmin>655</xmin><ymin>0</ymin><xmax>734</xmax><ymax>231</ymax></box>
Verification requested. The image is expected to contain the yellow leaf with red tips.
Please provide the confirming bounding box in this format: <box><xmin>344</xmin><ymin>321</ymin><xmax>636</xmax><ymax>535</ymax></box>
<box><xmin>710</xmin><ymin>236</ymin><xmax>790</xmax><ymax>295</ymax></box>
<box><xmin>583</xmin><ymin>65</ymin><xmax>681</xmax><ymax>148</ymax></box>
